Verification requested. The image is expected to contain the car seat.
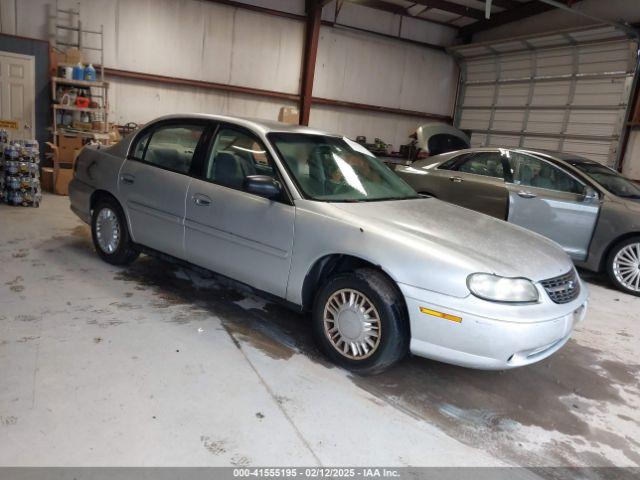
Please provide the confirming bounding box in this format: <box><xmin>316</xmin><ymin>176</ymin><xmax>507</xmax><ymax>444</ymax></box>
<box><xmin>307</xmin><ymin>145</ymin><xmax>334</xmax><ymax>195</ymax></box>
<box><xmin>533</xmin><ymin>165</ymin><xmax>555</xmax><ymax>190</ymax></box>
<box><xmin>212</xmin><ymin>151</ymin><xmax>256</xmax><ymax>189</ymax></box>
<box><xmin>146</xmin><ymin>146</ymin><xmax>182</xmax><ymax>171</ymax></box>
<box><xmin>519</xmin><ymin>164</ymin><xmax>534</xmax><ymax>186</ymax></box>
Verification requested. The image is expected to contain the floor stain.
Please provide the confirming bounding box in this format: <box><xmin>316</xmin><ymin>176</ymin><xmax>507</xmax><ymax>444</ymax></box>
<box><xmin>0</xmin><ymin>416</ymin><xmax>17</xmax><ymax>426</ymax></box>
<box><xmin>201</xmin><ymin>436</ymin><xmax>226</xmax><ymax>455</ymax></box>
<box><xmin>113</xmin><ymin>257</ymin><xmax>320</xmax><ymax>362</ymax></box>
<box><xmin>351</xmin><ymin>341</ymin><xmax>640</xmax><ymax>468</ymax></box>
<box><xmin>16</xmin><ymin>336</ymin><xmax>40</xmax><ymax>343</ymax></box>
<box><xmin>110</xmin><ymin>256</ymin><xmax>640</xmax><ymax>469</ymax></box>
<box><xmin>12</xmin><ymin>249</ymin><xmax>29</xmax><ymax>258</ymax></box>
<box><xmin>5</xmin><ymin>276</ymin><xmax>23</xmax><ymax>286</ymax></box>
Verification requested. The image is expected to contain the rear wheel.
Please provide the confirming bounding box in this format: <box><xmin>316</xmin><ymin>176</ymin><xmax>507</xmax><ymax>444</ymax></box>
<box><xmin>312</xmin><ymin>268</ymin><xmax>409</xmax><ymax>375</ymax></box>
<box><xmin>607</xmin><ymin>236</ymin><xmax>640</xmax><ymax>296</ymax></box>
<box><xmin>91</xmin><ymin>197</ymin><xmax>139</xmax><ymax>265</ymax></box>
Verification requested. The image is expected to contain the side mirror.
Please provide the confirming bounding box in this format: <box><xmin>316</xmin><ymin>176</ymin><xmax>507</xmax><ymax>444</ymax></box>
<box><xmin>244</xmin><ymin>175</ymin><xmax>282</xmax><ymax>199</ymax></box>
<box><xmin>584</xmin><ymin>186</ymin><xmax>599</xmax><ymax>201</ymax></box>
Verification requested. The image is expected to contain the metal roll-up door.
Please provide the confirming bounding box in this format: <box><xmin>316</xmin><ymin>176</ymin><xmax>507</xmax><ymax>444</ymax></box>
<box><xmin>451</xmin><ymin>26</ymin><xmax>638</xmax><ymax>167</ymax></box>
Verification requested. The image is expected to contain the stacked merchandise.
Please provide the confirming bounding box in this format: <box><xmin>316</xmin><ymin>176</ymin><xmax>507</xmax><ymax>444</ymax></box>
<box><xmin>0</xmin><ymin>129</ymin><xmax>42</xmax><ymax>207</ymax></box>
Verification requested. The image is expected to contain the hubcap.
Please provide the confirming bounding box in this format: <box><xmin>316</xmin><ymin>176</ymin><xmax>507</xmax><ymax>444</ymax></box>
<box><xmin>95</xmin><ymin>207</ymin><xmax>121</xmax><ymax>254</ymax></box>
<box><xmin>323</xmin><ymin>288</ymin><xmax>381</xmax><ymax>360</ymax></box>
<box><xmin>613</xmin><ymin>242</ymin><xmax>640</xmax><ymax>292</ymax></box>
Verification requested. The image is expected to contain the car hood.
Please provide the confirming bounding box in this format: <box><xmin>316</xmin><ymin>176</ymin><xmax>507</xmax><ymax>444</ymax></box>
<box><xmin>330</xmin><ymin>198</ymin><xmax>573</xmax><ymax>283</ymax></box>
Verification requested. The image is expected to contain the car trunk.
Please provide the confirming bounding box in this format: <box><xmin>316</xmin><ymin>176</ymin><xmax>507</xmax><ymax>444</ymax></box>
<box><xmin>416</xmin><ymin>123</ymin><xmax>470</xmax><ymax>156</ymax></box>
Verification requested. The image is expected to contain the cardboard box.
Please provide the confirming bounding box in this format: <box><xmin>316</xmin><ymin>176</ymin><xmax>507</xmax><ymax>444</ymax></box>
<box><xmin>107</xmin><ymin>124</ymin><xmax>121</xmax><ymax>145</ymax></box>
<box><xmin>41</xmin><ymin>167</ymin><xmax>55</xmax><ymax>193</ymax></box>
<box><xmin>54</xmin><ymin>165</ymin><xmax>74</xmax><ymax>196</ymax></box>
<box><xmin>278</xmin><ymin>107</ymin><xmax>299</xmax><ymax>125</ymax></box>
<box><xmin>65</xmin><ymin>47</ymin><xmax>83</xmax><ymax>65</ymax></box>
<box><xmin>58</xmin><ymin>134</ymin><xmax>84</xmax><ymax>151</ymax></box>
<box><xmin>57</xmin><ymin>134</ymin><xmax>84</xmax><ymax>163</ymax></box>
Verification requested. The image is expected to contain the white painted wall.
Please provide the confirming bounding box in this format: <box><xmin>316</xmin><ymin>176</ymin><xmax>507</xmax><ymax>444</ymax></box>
<box><xmin>1</xmin><ymin>0</ymin><xmax>458</xmax><ymax>150</ymax></box>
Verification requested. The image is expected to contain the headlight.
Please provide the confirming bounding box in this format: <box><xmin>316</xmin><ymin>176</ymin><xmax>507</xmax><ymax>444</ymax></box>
<box><xmin>467</xmin><ymin>273</ymin><xmax>539</xmax><ymax>303</ymax></box>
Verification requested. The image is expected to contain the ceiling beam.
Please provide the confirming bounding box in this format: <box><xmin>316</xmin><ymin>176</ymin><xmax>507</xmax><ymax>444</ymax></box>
<box><xmin>459</xmin><ymin>1</ymin><xmax>576</xmax><ymax>37</ymax></box>
<box><xmin>345</xmin><ymin>0</ymin><xmax>459</xmax><ymax>29</ymax></box>
<box><xmin>490</xmin><ymin>0</ymin><xmax>521</xmax><ymax>9</ymax></box>
<box><xmin>410</xmin><ymin>0</ymin><xmax>486</xmax><ymax>20</ymax></box>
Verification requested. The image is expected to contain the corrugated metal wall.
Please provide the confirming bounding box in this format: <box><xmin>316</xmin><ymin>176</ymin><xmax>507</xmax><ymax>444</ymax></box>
<box><xmin>0</xmin><ymin>0</ymin><xmax>458</xmax><ymax>151</ymax></box>
<box><xmin>452</xmin><ymin>26</ymin><xmax>638</xmax><ymax>167</ymax></box>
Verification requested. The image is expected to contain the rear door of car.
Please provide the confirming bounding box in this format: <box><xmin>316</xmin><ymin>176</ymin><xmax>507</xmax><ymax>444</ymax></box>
<box><xmin>184</xmin><ymin>123</ymin><xmax>295</xmax><ymax>297</ymax></box>
<box><xmin>118</xmin><ymin>120</ymin><xmax>209</xmax><ymax>259</ymax></box>
<box><xmin>504</xmin><ymin>151</ymin><xmax>600</xmax><ymax>261</ymax></box>
<box><xmin>434</xmin><ymin>150</ymin><xmax>510</xmax><ymax>219</ymax></box>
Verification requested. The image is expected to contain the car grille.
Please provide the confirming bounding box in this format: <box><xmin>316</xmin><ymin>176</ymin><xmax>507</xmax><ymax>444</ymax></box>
<box><xmin>541</xmin><ymin>269</ymin><xmax>580</xmax><ymax>304</ymax></box>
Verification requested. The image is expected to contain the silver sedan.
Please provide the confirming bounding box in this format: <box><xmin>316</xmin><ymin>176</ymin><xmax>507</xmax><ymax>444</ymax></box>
<box><xmin>69</xmin><ymin>114</ymin><xmax>587</xmax><ymax>374</ymax></box>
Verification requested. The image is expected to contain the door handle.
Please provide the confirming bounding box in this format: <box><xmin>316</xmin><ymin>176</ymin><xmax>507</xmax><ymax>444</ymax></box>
<box><xmin>120</xmin><ymin>174</ymin><xmax>135</xmax><ymax>185</ymax></box>
<box><xmin>193</xmin><ymin>194</ymin><xmax>212</xmax><ymax>206</ymax></box>
<box><xmin>449</xmin><ymin>176</ymin><xmax>463</xmax><ymax>183</ymax></box>
<box><xmin>517</xmin><ymin>190</ymin><xmax>537</xmax><ymax>199</ymax></box>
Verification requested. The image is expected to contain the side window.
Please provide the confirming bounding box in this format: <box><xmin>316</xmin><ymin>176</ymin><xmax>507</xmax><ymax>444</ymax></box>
<box><xmin>143</xmin><ymin>124</ymin><xmax>205</xmax><ymax>174</ymax></box>
<box><xmin>205</xmin><ymin>127</ymin><xmax>274</xmax><ymax>190</ymax></box>
<box><xmin>437</xmin><ymin>154</ymin><xmax>468</xmax><ymax>171</ymax></box>
<box><xmin>130</xmin><ymin>130</ymin><xmax>152</xmax><ymax>160</ymax></box>
<box><xmin>457</xmin><ymin>152</ymin><xmax>505</xmax><ymax>179</ymax></box>
<box><xmin>509</xmin><ymin>153</ymin><xmax>585</xmax><ymax>194</ymax></box>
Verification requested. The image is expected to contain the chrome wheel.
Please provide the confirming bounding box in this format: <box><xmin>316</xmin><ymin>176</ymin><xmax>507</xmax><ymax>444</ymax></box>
<box><xmin>323</xmin><ymin>288</ymin><xmax>381</xmax><ymax>360</ymax></box>
<box><xmin>613</xmin><ymin>242</ymin><xmax>640</xmax><ymax>292</ymax></box>
<box><xmin>95</xmin><ymin>207</ymin><xmax>121</xmax><ymax>254</ymax></box>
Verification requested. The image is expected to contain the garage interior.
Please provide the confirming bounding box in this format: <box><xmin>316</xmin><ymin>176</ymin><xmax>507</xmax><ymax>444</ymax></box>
<box><xmin>1</xmin><ymin>0</ymin><xmax>640</xmax><ymax>475</ymax></box>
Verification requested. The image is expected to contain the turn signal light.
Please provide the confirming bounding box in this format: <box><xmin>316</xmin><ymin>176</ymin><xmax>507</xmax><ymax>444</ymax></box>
<box><xmin>419</xmin><ymin>307</ymin><xmax>462</xmax><ymax>323</ymax></box>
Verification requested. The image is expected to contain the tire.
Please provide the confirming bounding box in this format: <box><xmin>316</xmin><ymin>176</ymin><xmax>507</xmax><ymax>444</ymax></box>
<box><xmin>606</xmin><ymin>236</ymin><xmax>640</xmax><ymax>296</ymax></box>
<box><xmin>91</xmin><ymin>197</ymin><xmax>139</xmax><ymax>266</ymax></box>
<box><xmin>312</xmin><ymin>268</ymin><xmax>409</xmax><ymax>375</ymax></box>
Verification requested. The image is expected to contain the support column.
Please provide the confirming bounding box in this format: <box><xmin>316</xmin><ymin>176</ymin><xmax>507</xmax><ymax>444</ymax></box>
<box><xmin>299</xmin><ymin>0</ymin><xmax>323</xmax><ymax>126</ymax></box>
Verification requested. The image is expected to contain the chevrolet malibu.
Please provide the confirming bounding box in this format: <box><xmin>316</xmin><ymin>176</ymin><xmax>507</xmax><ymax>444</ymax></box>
<box><xmin>69</xmin><ymin>114</ymin><xmax>588</xmax><ymax>374</ymax></box>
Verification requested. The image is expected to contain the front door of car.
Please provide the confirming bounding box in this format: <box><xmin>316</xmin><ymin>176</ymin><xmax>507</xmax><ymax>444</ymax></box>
<box><xmin>184</xmin><ymin>125</ymin><xmax>295</xmax><ymax>297</ymax></box>
<box><xmin>118</xmin><ymin>121</ymin><xmax>208</xmax><ymax>260</ymax></box>
<box><xmin>504</xmin><ymin>151</ymin><xmax>600</xmax><ymax>261</ymax></box>
<box><xmin>436</xmin><ymin>151</ymin><xmax>510</xmax><ymax>219</ymax></box>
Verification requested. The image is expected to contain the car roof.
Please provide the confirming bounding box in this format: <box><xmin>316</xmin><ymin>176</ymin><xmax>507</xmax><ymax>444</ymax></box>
<box><xmin>426</xmin><ymin>147</ymin><xmax>596</xmax><ymax>164</ymax></box>
<box><xmin>511</xmin><ymin>148</ymin><xmax>594</xmax><ymax>163</ymax></box>
<box><xmin>147</xmin><ymin>113</ymin><xmax>339</xmax><ymax>137</ymax></box>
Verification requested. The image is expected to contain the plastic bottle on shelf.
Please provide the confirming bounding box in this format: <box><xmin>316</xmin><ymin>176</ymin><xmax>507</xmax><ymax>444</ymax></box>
<box><xmin>84</xmin><ymin>64</ymin><xmax>96</xmax><ymax>82</ymax></box>
<box><xmin>72</xmin><ymin>62</ymin><xmax>84</xmax><ymax>81</ymax></box>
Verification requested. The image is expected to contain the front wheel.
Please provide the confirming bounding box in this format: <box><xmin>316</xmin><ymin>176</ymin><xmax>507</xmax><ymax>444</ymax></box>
<box><xmin>607</xmin><ymin>236</ymin><xmax>640</xmax><ymax>296</ymax></box>
<box><xmin>91</xmin><ymin>198</ymin><xmax>139</xmax><ymax>266</ymax></box>
<box><xmin>312</xmin><ymin>268</ymin><xmax>409</xmax><ymax>375</ymax></box>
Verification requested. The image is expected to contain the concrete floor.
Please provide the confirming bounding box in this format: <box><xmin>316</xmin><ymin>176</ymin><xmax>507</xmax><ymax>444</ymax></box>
<box><xmin>0</xmin><ymin>193</ymin><xmax>638</xmax><ymax>469</ymax></box>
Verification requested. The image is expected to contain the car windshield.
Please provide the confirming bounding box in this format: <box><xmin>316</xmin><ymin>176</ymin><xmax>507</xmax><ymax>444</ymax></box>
<box><xmin>570</xmin><ymin>161</ymin><xmax>640</xmax><ymax>199</ymax></box>
<box><xmin>268</xmin><ymin>133</ymin><xmax>419</xmax><ymax>202</ymax></box>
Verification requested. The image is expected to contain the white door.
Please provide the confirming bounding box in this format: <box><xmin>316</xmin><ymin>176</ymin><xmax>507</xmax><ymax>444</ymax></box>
<box><xmin>0</xmin><ymin>51</ymin><xmax>35</xmax><ymax>140</ymax></box>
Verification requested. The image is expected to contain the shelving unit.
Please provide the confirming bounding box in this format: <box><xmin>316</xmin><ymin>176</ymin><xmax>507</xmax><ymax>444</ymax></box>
<box><xmin>51</xmin><ymin>76</ymin><xmax>110</xmax><ymax>139</ymax></box>
<box><xmin>50</xmin><ymin>3</ymin><xmax>110</xmax><ymax>144</ymax></box>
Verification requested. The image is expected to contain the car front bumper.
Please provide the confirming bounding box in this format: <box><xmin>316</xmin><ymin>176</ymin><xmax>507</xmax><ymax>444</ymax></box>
<box><xmin>398</xmin><ymin>279</ymin><xmax>588</xmax><ymax>370</ymax></box>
